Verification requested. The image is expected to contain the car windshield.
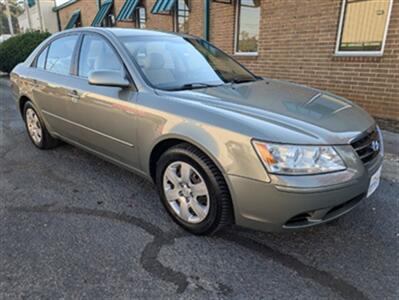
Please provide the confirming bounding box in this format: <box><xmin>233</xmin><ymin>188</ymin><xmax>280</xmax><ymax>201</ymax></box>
<box><xmin>119</xmin><ymin>35</ymin><xmax>258</xmax><ymax>90</ymax></box>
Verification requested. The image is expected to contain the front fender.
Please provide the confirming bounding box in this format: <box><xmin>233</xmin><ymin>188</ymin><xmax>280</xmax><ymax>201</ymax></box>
<box><xmin>141</xmin><ymin>118</ymin><xmax>270</xmax><ymax>183</ymax></box>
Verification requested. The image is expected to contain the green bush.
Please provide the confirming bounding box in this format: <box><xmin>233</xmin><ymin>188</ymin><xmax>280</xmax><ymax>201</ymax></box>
<box><xmin>0</xmin><ymin>31</ymin><xmax>51</xmax><ymax>73</ymax></box>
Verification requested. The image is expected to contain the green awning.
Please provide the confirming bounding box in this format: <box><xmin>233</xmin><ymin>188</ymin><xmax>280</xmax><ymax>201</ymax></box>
<box><xmin>64</xmin><ymin>10</ymin><xmax>81</xmax><ymax>30</ymax></box>
<box><xmin>91</xmin><ymin>0</ymin><xmax>113</xmax><ymax>27</ymax></box>
<box><xmin>27</xmin><ymin>0</ymin><xmax>36</xmax><ymax>8</ymax></box>
<box><xmin>151</xmin><ymin>0</ymin><xmax>176</xmax><ymax>14</ymax></box>
<box><xmin>116</xmin><ymin>0</ymin><xmax>139</xmax><ymax>21</ymax></box>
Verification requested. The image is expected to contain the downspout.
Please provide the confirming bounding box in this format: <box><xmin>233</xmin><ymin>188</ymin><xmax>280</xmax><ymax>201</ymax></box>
<box><xmin>53</xmin><ymin>0</ymin><xmax>61</xmax><ymax>31</ymax></box>
<box><xmin>56</xmin><ymin>10</ymin><xmax>61</xmax><ymax>31</ymax></box>
<box><xmin>24</xmin><ymin>0</ymin><xmax>33</xmax><ymax>31</ymax></box>
<box><xmin>36</xmin><ymin>0</ymin><xmax>45</xmax><ymax>31</ymax></box>
<box><xmin>203</xmin><ymin>0</ymin><xmax>210</xmax><ymax>41</ymax></box>
<box><xmin>5</xmin><ymin>0</ymin><xmax>14</xmax><ymax>35</ymax></box>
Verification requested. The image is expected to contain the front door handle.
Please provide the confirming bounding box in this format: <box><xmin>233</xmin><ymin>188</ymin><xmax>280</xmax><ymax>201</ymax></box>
<box><xmin>67</xmin><ymin>90</ymin><xmax>80</xmax><ymax>103</ymax></box>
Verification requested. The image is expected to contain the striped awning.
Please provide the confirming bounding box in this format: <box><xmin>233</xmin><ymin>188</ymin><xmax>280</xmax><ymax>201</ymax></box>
<box><xmin>27</xmin><ymin>0</ymin><xmax>36</xmax><ymax>7</ymax></box>
<box><xmin>116</xmin><ymin>0</ymin><xmax>139</xmax><ymax>21</ymax></box>
<box><xmin>151</xmin><ymin>0</ymin><xmax>177</xmax><ymax>14</ymax></box>
<box><xmin>64</xmin><ymin>10</ymin><xmax>81</xmax><ymax>30</ymax></box>
<box><xmin>91</xmin><ymin>0</ymin><xmax>113</xmax><ymax>27</ymax></box>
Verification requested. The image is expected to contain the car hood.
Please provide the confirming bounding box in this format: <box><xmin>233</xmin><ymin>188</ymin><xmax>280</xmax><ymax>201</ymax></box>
<box><xmin>158</xmin><ymin>79</ymin><xmax>375</xmax><ymax>144</ymax></box>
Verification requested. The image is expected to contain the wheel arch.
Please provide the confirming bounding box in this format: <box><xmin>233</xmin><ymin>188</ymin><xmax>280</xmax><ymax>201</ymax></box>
<box><xmin>18</xmin><ymin>95</ymin><xmax>32</xmax><ymax>119</ymax></box>
<box><xmin>148</xmin><ymin>135</ymin><xmax>226</xmax><ymax>184</ymax></box>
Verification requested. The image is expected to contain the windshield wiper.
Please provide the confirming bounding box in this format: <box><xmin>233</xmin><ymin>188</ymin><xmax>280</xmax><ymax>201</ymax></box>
<box><xmin>164</xmin><ymin>82</ymin><xmax>222</xmax><ymax>91</ymax></box>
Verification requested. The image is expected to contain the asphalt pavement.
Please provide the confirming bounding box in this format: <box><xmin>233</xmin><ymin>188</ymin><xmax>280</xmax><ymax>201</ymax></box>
<box><xmin>1</xmin><ymin>77</ymin><xmax>398</xmax><ymax>299</ymax></box>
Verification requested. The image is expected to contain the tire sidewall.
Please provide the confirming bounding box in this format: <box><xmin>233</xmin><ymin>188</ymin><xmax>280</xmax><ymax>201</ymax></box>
<box><xmin>156</xmin><ymin>147</ymin><xmax>223</xmax><ymax>234</ymax></box>
<box><xmin>23</xmin><ymin>102</ymin><xmax>45</xmax><ymax>148</ymax></box>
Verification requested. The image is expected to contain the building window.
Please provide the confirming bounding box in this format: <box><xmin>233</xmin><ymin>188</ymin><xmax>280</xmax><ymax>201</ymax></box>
<box><xmin>175</xmin><ymin>0</ymin><xmax>190</xmax><ymax>33</ymax></box>
<box><xmin>136</xmin><ymin>6</ymin><xmax>146</xmax><ymax>28</ymax></box>
<box><xmin>235</xmin><ymin>0</ymin><xmax>261</xmax><ymax>54</ymax></box>
<box><xmin>336</xmin><ymin>0</ymin><xmax>393</xmax><ymax>56</ymax></box>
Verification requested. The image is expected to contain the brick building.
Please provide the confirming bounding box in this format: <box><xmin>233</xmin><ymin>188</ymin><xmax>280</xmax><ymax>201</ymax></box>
<box><xmin>53</xmin><ymin>0</ymin><xmax>398</xmax><ymax>122</ymax></box>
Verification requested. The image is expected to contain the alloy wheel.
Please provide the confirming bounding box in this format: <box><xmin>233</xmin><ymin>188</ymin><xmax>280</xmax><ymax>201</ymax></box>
<box><xmin>163</xmin><ymin>161</ymin><xmax>210</xmax><ymax>224</ymax></box>
<box><xmin>26</xmin><ymin>108</ymin><xmax>43</xmax><ymax>145</ymax></box>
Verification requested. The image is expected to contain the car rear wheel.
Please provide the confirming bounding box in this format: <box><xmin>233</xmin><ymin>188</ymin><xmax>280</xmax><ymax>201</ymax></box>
<box><xmin>156</xmin><ymin>143</ymin><xmax>233</xmax><ymax>235</ymax></box>
<box><xmin>23</xmin><ymin>101</ymin><xmax>59</xmax><ymax>149</ymax></box>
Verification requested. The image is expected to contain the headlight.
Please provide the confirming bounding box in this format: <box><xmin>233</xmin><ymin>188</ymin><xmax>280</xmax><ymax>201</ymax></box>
<box><xmin>252</xmin><ymin>141</ymin><xmax>346</xmax><ymax>175</ymax></box>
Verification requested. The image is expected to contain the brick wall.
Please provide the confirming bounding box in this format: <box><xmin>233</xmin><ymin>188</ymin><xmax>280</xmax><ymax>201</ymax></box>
<box><xmin>240</xmin><ymin>0</ymin><xmax>399</xmax><ymax>121</ymax></box>
<box><xmin>57</xmin><ymin>0</ymin><xmax>399</xmax><ymax>121</ymax></box>
<box><xmin>58</xmin><ymin>1</ymin><xmax>98</xmax><ymax>28</ymax></box>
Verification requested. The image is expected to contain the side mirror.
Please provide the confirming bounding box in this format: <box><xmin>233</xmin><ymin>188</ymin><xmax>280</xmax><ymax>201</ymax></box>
<box><xmin>88</xmin><ymin>70</ymin><xmax>130</xmax><ymax>88</ymax></box>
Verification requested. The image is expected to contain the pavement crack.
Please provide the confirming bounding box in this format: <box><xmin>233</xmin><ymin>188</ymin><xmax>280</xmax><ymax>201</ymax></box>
<box><xmin>4</xmin><ymin>204</ymin><xmax>209</xmax><ymax>295</ymax></box>
<box><xmin>219</xmin><ymin>231</ymin><xmax>370</xmax><ymax>300</ymax></box>
<box><xmin>6</xmin><ymin>204</ymin><xmax>364</xmax><ymax>298</ymax></box>
<box><xmin>140</xmin><ymin>231</ymin><xmax>190</xmax><ymax>294</ymax></box>
<box><xmin>6</xmin><ymin>204</ymin><xmax>163</xmax><ymax>236</ymax></box>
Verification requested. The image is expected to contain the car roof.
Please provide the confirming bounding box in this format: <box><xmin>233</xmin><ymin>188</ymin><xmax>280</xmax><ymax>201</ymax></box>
<box><xmin>60</xmin><ymin>27</ymin><xmax>197</xmax><ymax>39</ymax></box>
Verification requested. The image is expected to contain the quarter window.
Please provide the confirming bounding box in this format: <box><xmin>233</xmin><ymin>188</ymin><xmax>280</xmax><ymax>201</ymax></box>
<box><xmin>235</xmin><ymin>0</ymin><xmax>261</xmax><ymax>54</ymax></box>
<box><xmin>78</xmin><ymin>35</ymin><xmax>123</xmax><ymax>78</ymax></box>
<box><xmin>36</xmin><ymin>47</ymin><xmax>48</xmax><ymax>69</ymax></box>
<box><xmin>175</xmin><ymin>0</ymin><xmax>190</xmax><ymax>33</ymax></box>
<box><xmin>336</xmin><ymin>0</ymin><xmax>393</xmax><ymax>55</ymax></box>
<box><xmin>45</xmin><ymin>35</ymin><xmax>79</xmax><ymax>75</ymax></box>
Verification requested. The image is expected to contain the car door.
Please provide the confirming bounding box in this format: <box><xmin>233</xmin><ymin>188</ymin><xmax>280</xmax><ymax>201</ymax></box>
<box><xmin>65</xmin><ymin>33</ymin><xmax>139</xmax><ymax>168</ymax></box>
<box><xmin>31</xmin><ymin>34</ymin><xmax>81</xmax><ymax>139</ymax></box>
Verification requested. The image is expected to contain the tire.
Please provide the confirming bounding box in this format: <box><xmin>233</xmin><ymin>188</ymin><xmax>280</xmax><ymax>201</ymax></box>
<box><xmin>155</xmin><ymin>143</ymin><xmax>233</xmax><ymax>235</ymax></box>
<box><xmin>23</xmin><ymin>101</ymin><xmax>59</xmax><ymax>149</ymax></box>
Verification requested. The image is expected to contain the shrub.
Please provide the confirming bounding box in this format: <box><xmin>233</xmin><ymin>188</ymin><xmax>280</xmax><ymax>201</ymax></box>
<box><xmin>0</xmin><ymin>31</ymin><xmax>51</xmax><ymax>74</ymax></box>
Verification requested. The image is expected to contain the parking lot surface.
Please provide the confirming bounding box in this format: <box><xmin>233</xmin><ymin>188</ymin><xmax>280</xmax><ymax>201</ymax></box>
<box><xmin>1</xmin><ymin>78</ymin><xmax>398</xmax><ymax>299</ymax></box>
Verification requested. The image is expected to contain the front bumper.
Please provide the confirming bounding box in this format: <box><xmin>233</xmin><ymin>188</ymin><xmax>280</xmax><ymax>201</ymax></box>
<box><xmin>228</xmin><ymin>145</ymin><xmax>383</xmax><ymax>232</ymax></box>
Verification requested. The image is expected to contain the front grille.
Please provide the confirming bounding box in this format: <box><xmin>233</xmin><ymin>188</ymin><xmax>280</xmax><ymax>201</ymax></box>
<box><xmin>350</xmin><ymin>128</ymin><xmax>380</xmax><ymax>165</ymax></box>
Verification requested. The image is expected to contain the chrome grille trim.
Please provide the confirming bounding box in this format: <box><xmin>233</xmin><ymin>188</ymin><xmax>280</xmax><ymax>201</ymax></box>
<box><xmin>350</xmin><ymin>127</ymin><xmax>380</xmax><ymax>165</ymax></box>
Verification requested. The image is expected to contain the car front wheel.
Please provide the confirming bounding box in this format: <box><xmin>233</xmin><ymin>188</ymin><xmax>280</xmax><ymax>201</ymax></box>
<box><xmin>156</xmin><ymin>143</ymin><xmax>233</xmax><ymax>235</ymax></box>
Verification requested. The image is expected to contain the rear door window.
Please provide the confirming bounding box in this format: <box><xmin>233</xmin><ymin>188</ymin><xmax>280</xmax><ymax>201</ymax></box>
<box><xmin>45</xmin><ymin>35</ymin><xmax>79</xmax><ymax>75</ymax></box>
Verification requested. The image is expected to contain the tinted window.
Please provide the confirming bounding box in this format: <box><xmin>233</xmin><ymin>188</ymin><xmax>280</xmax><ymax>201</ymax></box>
<box><xmin>46</xmin><ymin>35</ymin><xmax>78</xmax><ymax>75</ymax></box>
<box><xmin>36</xmin><ymin>47</ymin><xmax>48</xmax><ymax>69</ymax></box>
<box><xmin>78</xmin><ymin>35</ymin><xmax>123</xmax><ymax>78</ymax></box>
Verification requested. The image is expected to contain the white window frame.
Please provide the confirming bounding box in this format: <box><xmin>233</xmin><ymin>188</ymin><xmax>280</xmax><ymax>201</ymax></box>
<box><xmin>135</xmin><ymin>6</ymin><xmax>146</xmax><ymax>29</ymax></box>
<box><xmin>234</xmin><ymin>0</ymin><xmax>260</xmax><ymax>56</ymax></box>
<box><xmin>174</xmin><ymin>0</ymin><xmax>191</xmax><ymax>33</ymax></box>
<box><xmin>335</xmin><ymin>0</ymin><xmax>394</xmax><ymax>57</ymax></box>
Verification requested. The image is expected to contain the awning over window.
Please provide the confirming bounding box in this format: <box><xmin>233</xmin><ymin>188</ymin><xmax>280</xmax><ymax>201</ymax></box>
<box><xmin>116</xmin><ymin>0</ymin><xmax>139</xmax><ymax>21</ymax></box>
<box><xmin>64</xmin><ymin>10</ymin><xmax>81</xmax><ymax>30</ymax></box>
<box><xmin>151</xmin><ymin>0</ymin><xmax>177</xmax><ymax>14</ymax></box>
<box><xmin>27</xmin><ymin>0</ymin><xmax>36</xmax><ymax>8</ymax></box>
<box><xmin>91</xmin><ymin>0</ymin><xmax>113</xmax><ymax>27</ymax></box>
